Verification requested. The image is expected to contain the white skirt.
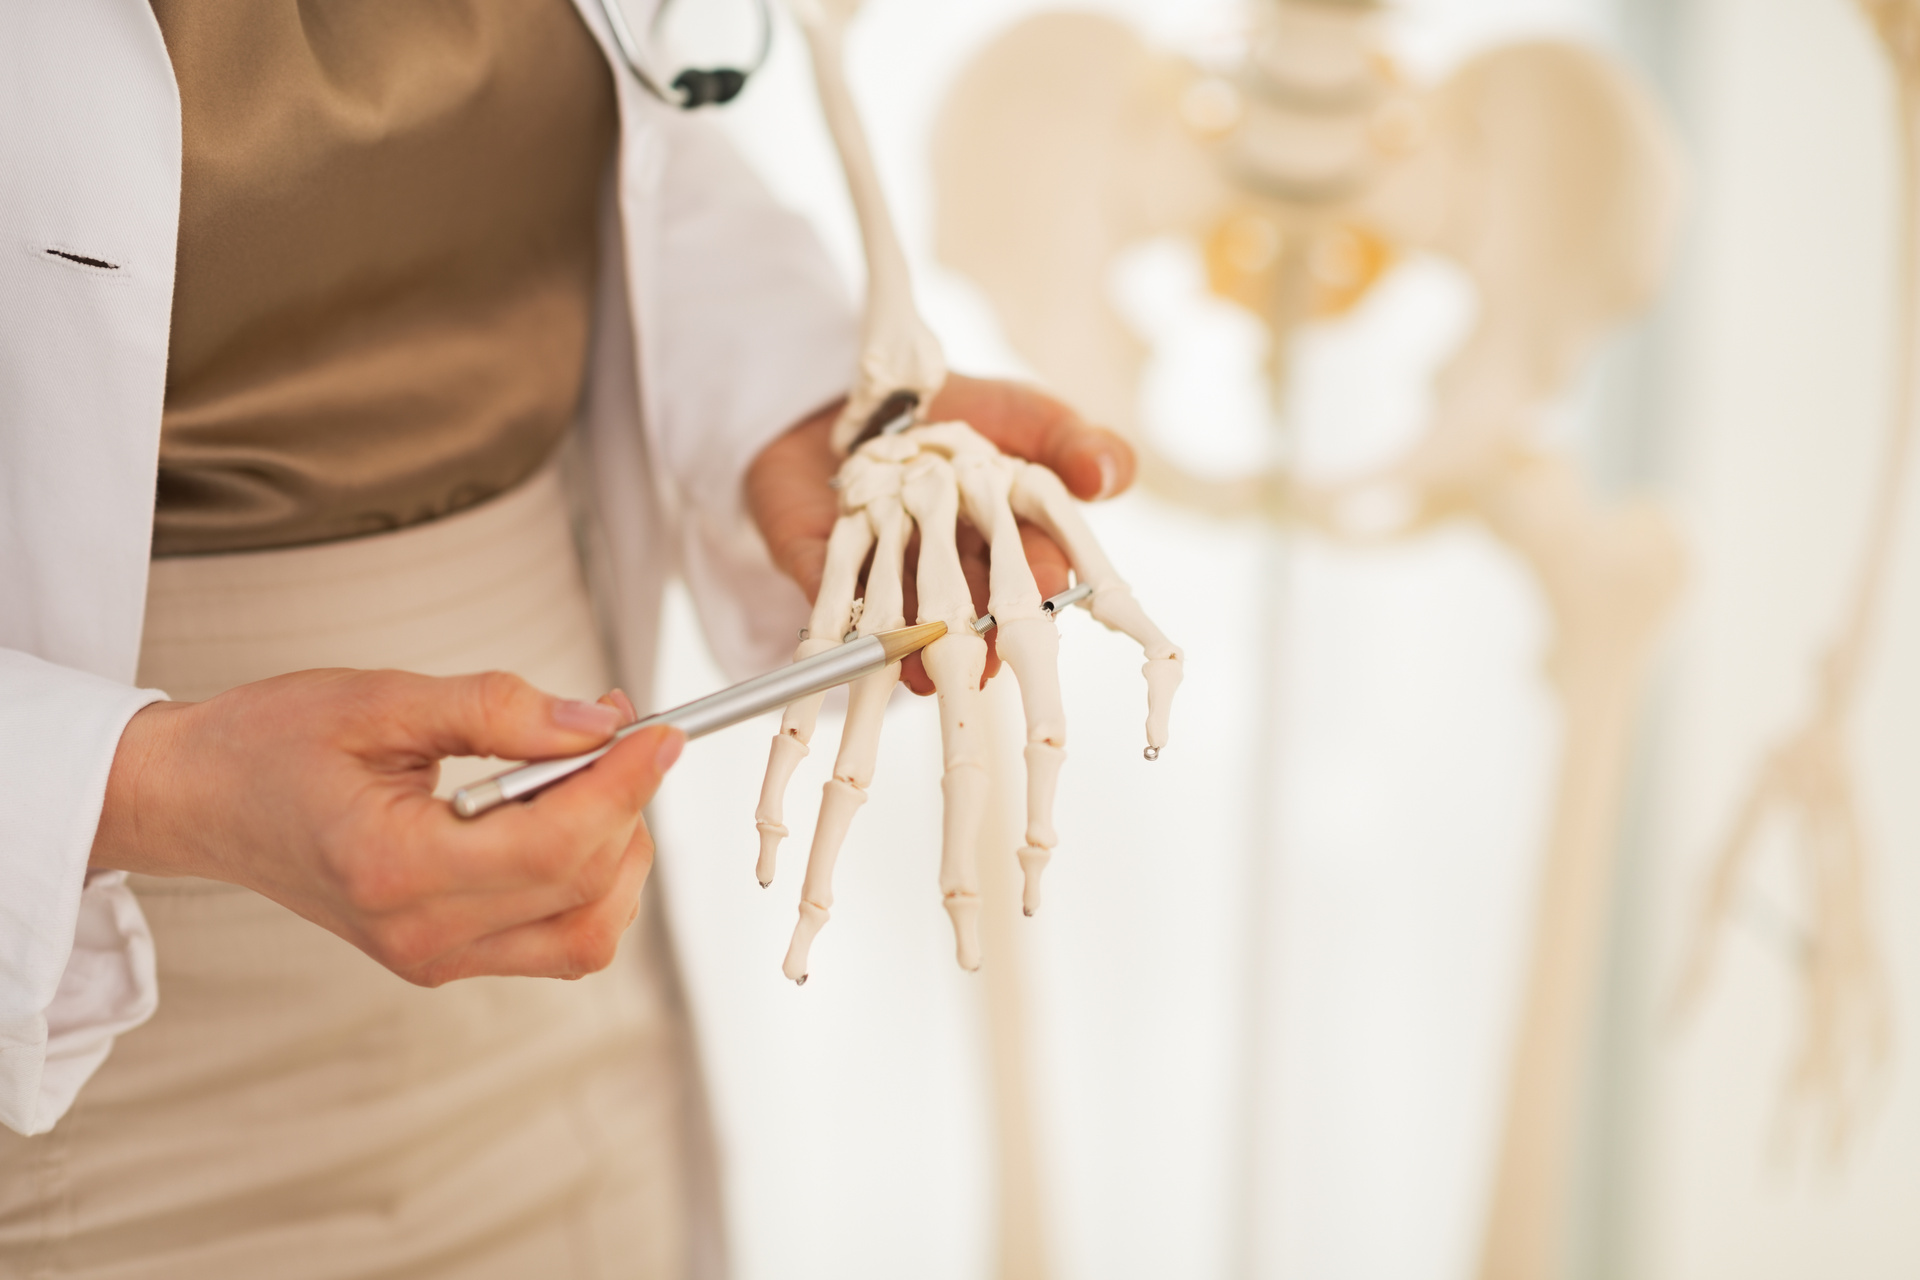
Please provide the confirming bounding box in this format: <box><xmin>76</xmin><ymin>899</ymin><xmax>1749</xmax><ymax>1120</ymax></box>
<box><xmin>0</xmin><ymin>463</ymin><xmax>722</xmax><ymax>1278</ymax></box>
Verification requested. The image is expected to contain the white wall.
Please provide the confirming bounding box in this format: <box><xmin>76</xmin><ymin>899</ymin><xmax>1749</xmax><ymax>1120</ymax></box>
<box><xmin>1624</xmin><ymin>0</ymin><xmax>1920</xmax><ymax>1276</ymax></box>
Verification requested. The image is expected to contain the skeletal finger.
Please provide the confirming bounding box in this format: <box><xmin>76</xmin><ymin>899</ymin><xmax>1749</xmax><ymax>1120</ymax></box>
<box><xmin>946</xmin><ymin>443</ymin><xmax>1066</xmax><ymax>916</ymax></box>
<box><xmin>782</xmin><ymin>656</ymin><xmax>901</xmax><ymax>982</ymax></box>
<box><xmin>778</xmin><ymin>492</ymin><xmax>914</xmax><ymax>972</ymax></box>
<box><xmin>902</xmin><ymin>452</ymin><xmax>989</xmax><ymax>969</ymax></box>
<box><xmin>755</xmin><ymin>510</ymin><xmax>874</xmax><ymax>885</ymax></box>
<box><xmin>1009</xmin><ymin>461</ymin><xmax>1184</xmax><ymax>754</ymax></box>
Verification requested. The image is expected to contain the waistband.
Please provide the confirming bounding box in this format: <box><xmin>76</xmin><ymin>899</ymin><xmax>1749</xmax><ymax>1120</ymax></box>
<box><xmin>137</xmin><ymin>459</ymin><xmax>605</xmax><ymax>704</ymax></box>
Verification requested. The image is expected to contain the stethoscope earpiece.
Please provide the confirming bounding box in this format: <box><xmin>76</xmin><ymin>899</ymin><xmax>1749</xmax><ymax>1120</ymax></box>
<box><xmin>596</xmin><ymin>0</ymin><xmax>772</xmax><ymax>111</ymax></box>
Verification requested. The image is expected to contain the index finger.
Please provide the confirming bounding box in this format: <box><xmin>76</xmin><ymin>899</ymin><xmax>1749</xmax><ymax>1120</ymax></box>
<box><xmin>401</xmin><ymin>725</ymin><xmax>683</xmax><ymax>896</ymax></box>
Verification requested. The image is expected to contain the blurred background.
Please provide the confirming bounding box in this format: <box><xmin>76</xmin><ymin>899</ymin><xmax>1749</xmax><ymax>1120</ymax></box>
<box><xmin>641</xmin><ymin>0</ymin><xmax>1920</xmax><ymax>1276</ymax></box>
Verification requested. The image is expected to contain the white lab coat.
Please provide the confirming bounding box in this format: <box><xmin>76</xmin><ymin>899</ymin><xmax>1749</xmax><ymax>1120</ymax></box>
<box><xmin>0</xmin><ymin>0</ymin><xmax>854</xmax><ymax>1135</ymax></box>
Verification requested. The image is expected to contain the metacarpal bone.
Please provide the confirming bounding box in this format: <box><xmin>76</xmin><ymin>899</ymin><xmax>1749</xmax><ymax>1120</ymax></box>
<box><xmin>857</xmin><ymin>494</ymin><xmax>910</xmax><ymax>637</ymax></box>
<box><xmin>901</xmin><ymin>454</ymin><xmax>977</xmax><ymax>633</ymax></box>
<box><xmin>812</xmin><ymin>509</ymin><xmax>877</xmax><ymax>640</ymax></box>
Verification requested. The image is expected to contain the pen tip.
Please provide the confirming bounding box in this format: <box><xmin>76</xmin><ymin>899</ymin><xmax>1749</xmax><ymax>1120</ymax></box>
<box><xmin>878</xmin><ymin>621</ymin><xmax>948</xmax><ymax>664</ymax></box>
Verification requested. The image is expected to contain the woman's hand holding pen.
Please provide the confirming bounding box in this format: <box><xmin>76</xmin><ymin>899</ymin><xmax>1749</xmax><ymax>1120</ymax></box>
<box><xmin>88</xmin><ymin>670</ymin><xmax>680</xmax><ymax>986</ymax></box>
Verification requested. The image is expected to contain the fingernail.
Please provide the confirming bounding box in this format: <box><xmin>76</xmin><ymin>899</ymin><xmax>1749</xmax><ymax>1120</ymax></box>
<box><xmin>655</xmin><ymin>729</ymin><xmax>686</xmax><ymax>773</ymax></box>
<box><xmin>1095</xmin><ymin>451</ymin><xmax>1120</xmax><ymax>500</ymax></box>
<box><xmin>553</xmin><ymin>699</ymin><xmax>622</xmax><ymax>735</ymax></box>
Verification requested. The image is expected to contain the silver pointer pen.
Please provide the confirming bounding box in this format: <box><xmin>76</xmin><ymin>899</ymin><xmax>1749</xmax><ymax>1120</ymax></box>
<box><xmin>450</xmin><ymin>582</ymin><xmax>1094</xmax><ymax>818</ymax></box>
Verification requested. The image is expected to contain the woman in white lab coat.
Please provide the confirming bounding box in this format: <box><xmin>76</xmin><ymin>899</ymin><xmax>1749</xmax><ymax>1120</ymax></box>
<box><xmin>0</xmin><ymin>1</ymin><xmax>1130</xmax><ymax>1275</ymax></box>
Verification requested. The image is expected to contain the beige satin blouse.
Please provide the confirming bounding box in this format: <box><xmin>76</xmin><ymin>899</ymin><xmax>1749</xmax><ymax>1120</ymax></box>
<box><xmin>150</xmin><ymin>0</ymin><xmax>618</xmax><ymax>555</ymax></box>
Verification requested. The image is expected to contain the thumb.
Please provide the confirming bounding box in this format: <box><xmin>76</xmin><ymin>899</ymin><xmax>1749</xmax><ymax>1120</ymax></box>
<box><xmin>929</xmin><ymin>374</ymin><xmax>1135</xmax><ymax>501</ymax></box>
<box><xmin>388</xmin><ymin>670</ymin><xmax>626</xmax><ymax>763</ymax></box>
<box><xmin>1054</xmin><ymin>425</ymin><xmax>1136</xmax><ymax>502</ymax></box>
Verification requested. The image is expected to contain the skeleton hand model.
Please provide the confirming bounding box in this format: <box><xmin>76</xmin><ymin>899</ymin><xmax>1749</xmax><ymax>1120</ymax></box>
<box><xmin>754</xmin><ymin>0</ymin><xmax>1183</xmax><ymax>982</ymax></box>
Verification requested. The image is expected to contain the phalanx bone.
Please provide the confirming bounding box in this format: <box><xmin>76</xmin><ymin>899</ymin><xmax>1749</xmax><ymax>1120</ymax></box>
<box><xmin>753</xmin><ymin>0</ymin><xmax>1183</xmax><ymax>983</ymax></box>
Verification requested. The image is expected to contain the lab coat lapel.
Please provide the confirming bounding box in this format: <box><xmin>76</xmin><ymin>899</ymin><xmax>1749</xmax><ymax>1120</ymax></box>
<box><xmin>0</xmin><ymin>0</ymin><xmax>180</xmax><ymax>682</ymax></box>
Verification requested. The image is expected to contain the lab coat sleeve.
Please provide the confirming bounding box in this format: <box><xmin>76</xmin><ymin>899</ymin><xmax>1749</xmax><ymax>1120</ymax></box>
<box><xmin>635</xmin><ymin>114</ymin><xmax>859</xmax><ymax>680</ymax></box>
<box><xmin>0</xmin><ymin>649</ymin><xmax>163</xmax><ymax>1136</ymax></box>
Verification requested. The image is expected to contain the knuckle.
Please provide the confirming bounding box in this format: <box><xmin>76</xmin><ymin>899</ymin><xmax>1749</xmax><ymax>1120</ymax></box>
<box><xmin>566</xmin><ymin>848</ymin><xmax>620</xmax><ymax>910</ymax></box>
<box><xmin>523</xmin><ymin>830</ymin><xmax>584</xmax><ymax>886</ymax></box>
<box><xmin>364</xmin><ymin>916</ymin><xmax>440</xmax><ymax>974</ymax></box>
<box><xmin>347</xmin><ymin>668</ymin><xmax>420</xmax><ymax>727</ymax></box>
<box><xmin>469</xmin><ymin>669</ymin><xmax>531</xmax><ymax>721</ymax></box>
<box><xmin>333</xmin><ymin>849</ymin><xmax>410</xmax><ymax>916</ymax></box>
<box><xmin>398</xmin><ymin>961</ymin><xmax>454</xmax><ymax>990</ymax></box>
<box><xmin>565</xmin><ymin>918</ymin><xmax>622</xmax><ymax>976</ymax></box>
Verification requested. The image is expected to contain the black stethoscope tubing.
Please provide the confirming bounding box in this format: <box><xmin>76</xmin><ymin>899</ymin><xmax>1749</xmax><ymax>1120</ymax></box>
<box><xmin>594</xmin><ymin>0</ymin><xmax>773</xmax><ymax>109</ymax></box>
